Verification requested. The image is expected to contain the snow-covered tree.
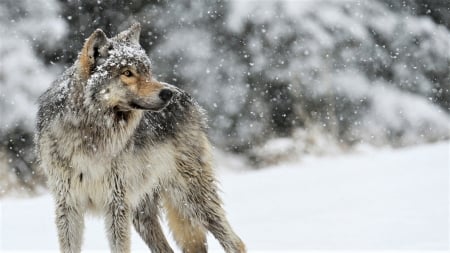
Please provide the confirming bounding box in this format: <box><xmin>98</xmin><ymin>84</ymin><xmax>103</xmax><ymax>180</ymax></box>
<box><xmin>379</xmin><ymin>0</ymin><xmax>450</xmax><ymax>29</ymax></box>
<box><xmin>0</xmin><ymin>0</ymin><xmax>66</xmax><ymax>194</ymax></box>
<box><xmin>227</xmin><ymin>0</ymin><xmax>450</xmax><ymax>160</ymax></box>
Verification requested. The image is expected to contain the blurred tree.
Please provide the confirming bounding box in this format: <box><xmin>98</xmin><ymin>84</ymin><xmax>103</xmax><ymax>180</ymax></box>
<box><xmin>379</xmin><ymin>0</ymin><xmax>450</xmax><ymax>29</ymax></box>
<box><xmin>0</xmin><ymin>0</ymin><xmax>64</xmax><ymax>194</ymax></box>
<box><xmin>50</xmin><ymin>0</ymin><xmax>229</xmax><ymax>65</ymax></box>
<box><xmin>377</xmin><ymin>0</ymin><xmax>450</xmax><ymax>111</ymax></box>
<box><xmin>50</xmin><ymin>0</ymin><xmax>162</xmax><ymax>64</ymax></box>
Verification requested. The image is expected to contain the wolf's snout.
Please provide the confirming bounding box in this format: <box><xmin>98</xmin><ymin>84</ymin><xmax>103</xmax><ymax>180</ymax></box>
<box><xmin>159</xmin><ymin>89</ymin><xmax>173</xmax><ymax>102</ymax></box>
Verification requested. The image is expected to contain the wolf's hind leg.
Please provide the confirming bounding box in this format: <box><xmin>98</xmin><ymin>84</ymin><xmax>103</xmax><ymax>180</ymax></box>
<box><xmin>202</xmin><ymin>206</ymin><xmax>246</xmax><ymax>253</ymax></box>
<box><xmin>176</xmin><ymin>172</ymin><xmax>245</xmax><ymax>252</ymax></box>
<box><xmin>133</xmin><ymin>193</ymin><xmax>174</xmax><ymax>253</ymax></box>
<box><xmin>164</xmin><ymin>198</ymin><xmax>207</xmax><ymax>253</ymax></box>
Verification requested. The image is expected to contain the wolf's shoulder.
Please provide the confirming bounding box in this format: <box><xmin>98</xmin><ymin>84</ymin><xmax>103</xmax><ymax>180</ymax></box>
<box><xmin>36</xmin><ymin>67</ymin><xmax>76</xmax><ymax>133</ymax></box>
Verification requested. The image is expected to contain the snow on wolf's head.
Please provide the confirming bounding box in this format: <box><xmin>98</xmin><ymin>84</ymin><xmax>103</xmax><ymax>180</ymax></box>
<box><xmin>77</xmin><ymin>23</ymin><xmax>173</xmax><ymax>112</ymax></box>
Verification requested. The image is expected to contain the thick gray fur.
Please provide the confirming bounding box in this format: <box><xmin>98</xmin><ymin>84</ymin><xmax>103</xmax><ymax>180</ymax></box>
<box><xmin>36</xmin><ymin>23</ymin><xmax>245</xmax><ymax>253</ymax></box>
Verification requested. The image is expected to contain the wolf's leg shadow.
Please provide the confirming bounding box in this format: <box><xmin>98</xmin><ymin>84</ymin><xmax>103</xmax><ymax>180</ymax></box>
<box><xmin>133</xmin><ymin>192</ymin><xmax>174</xmax><ymax>253</ymax></box>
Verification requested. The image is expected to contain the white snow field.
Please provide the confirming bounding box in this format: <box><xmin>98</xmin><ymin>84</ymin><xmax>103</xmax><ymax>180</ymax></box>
<box><xmin>1</xmin><ymin>142</ymin><xmax>448</xmax><ymax>252</ymax></box>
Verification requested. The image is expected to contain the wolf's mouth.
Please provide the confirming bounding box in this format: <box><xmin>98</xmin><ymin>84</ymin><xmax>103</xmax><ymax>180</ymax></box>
<box><xmin>129</xmin><ymin>101</ymin><xmax>150</xmax><ymax>110</ymax></box>
<box><xmin>128</xmin><ymin>101</ymin><xmax>168</xmax><ymax>111</ymax></box>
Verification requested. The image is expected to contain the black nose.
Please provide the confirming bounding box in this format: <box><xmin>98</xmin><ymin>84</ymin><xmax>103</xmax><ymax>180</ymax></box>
<box><xmin>159</xmin><ymin>89</ymin><xmax>173</xmax><ymax>102</ymax></box>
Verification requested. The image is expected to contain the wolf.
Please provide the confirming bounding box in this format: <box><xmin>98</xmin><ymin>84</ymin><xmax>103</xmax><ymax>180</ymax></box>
<box><xmin>35</xmin><ymin>23</ymin><xmax>246</xmax><ymax>253</ymax></box>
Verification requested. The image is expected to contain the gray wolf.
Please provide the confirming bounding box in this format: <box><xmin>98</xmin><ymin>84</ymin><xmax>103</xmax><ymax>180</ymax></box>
<box><xmin>36</xmin><ymin>23</ymin><xmax>245</xmax><ymax>253</ymax></box>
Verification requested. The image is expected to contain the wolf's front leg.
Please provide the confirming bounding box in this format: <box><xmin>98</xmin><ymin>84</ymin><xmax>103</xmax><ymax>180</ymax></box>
<box><xmin>105</xmin><ymin>172</ymin><xmax>131</xmax><ymax>253</ymax></box>
<box><xmin>54</xmin><ymin>195</ymin><xmax>85</xmax><ymax>253</ymax></box>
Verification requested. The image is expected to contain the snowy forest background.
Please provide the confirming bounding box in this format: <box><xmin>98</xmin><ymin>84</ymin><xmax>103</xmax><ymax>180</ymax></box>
<box><xmin>0</xmin><ymin>0</ymin><xmax>449</xmax><ymax>196</ymax></box>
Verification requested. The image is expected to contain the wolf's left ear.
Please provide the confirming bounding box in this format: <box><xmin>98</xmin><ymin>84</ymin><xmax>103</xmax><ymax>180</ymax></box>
<box><xmin>79</xmin><ymin>29</ymin><xmax>110</xmax><ymax>79</ymax></box>
<box><xmin>117</xmin><ymin>23</ymin><xmax>141</xmax><ymax>44</ymax></box>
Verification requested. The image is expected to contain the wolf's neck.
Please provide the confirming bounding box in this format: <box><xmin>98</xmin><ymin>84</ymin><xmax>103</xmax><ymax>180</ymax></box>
<box><xmin>79</xmin><ymin>106</ymin><xmax>143</xmax><ymax>131</ymax></box>
<box><xmin>61</xmin><ymin>108</ymin><xmax>144</xmax><ymax>157</ymax></box>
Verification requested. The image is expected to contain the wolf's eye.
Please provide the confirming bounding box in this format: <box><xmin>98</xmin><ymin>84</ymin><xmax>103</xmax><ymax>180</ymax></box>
<box><xmin>122</xmin><ymin>70</ymin><xmax>133</xmax><ymax>77</ymax></box>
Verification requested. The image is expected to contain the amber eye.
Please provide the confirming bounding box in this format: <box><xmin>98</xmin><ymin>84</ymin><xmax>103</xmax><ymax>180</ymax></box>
<box><xmin>122</xmin><ymin>70</ymin><xmax>133</xmax><ymax>77</ymax></box>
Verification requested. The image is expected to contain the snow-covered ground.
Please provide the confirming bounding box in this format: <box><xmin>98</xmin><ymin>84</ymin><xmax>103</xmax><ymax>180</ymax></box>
<box><xmin>1</xmin><ymin>142</ymin><xmax>448</xmax><ymax>251</ymax></box>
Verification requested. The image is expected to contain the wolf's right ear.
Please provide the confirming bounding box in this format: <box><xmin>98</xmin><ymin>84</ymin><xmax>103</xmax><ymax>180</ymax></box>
<box><xmin>116</xmin><ymin>23</ymin><xmax>141</xmax><ymax>44</ymax></box>
<box><xmin>79</xmin><ymin>29</ymin><xmax>110</xmax><ymax>79</ymax></box>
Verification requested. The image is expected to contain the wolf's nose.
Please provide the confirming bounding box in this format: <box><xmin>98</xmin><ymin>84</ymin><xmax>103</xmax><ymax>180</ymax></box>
<box><xmin>159</xmin><ymin>89</ymin><xmax>173</xmax><ymax>102</ymax></box>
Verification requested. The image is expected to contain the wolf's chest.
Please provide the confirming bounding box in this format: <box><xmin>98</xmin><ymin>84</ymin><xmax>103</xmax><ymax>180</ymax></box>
<box><xmin>68</xmin><ymin>153</ymin><xmax>113</xmax><ymax>211</ymax></box>
<box><xmin>67</xmin><ymin>142</ymin><xmax>176</xmax><ymax>211</ymax></box>
<box><xmin>70</xmin><ymin>152</ymin><xmax>111</xmax><ymax>179</ymax></box>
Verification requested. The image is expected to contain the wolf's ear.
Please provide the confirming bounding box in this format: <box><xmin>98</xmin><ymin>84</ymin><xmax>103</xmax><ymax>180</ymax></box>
<box><xmin>79</xmin><ymin>29</ymin><xmax>110</xmax><ymax>79</ymax></box>
<box><xmin>117</xmin><ymin>23</ymin><xmax>141</xmax><ymax>44</ymax></box>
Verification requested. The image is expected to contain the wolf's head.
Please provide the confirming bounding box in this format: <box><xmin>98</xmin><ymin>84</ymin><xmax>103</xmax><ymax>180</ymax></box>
<box><xmin>77</xmin><ymin>23</ymin><xmax>173</xmax><ymax>112</ymax></box>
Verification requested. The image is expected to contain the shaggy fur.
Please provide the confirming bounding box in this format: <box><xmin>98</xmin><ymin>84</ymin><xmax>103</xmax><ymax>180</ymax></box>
<box><xmin>36</xmin><ymin>23</ymin><xmax>245</xmax><ymax>253</ymax></box>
